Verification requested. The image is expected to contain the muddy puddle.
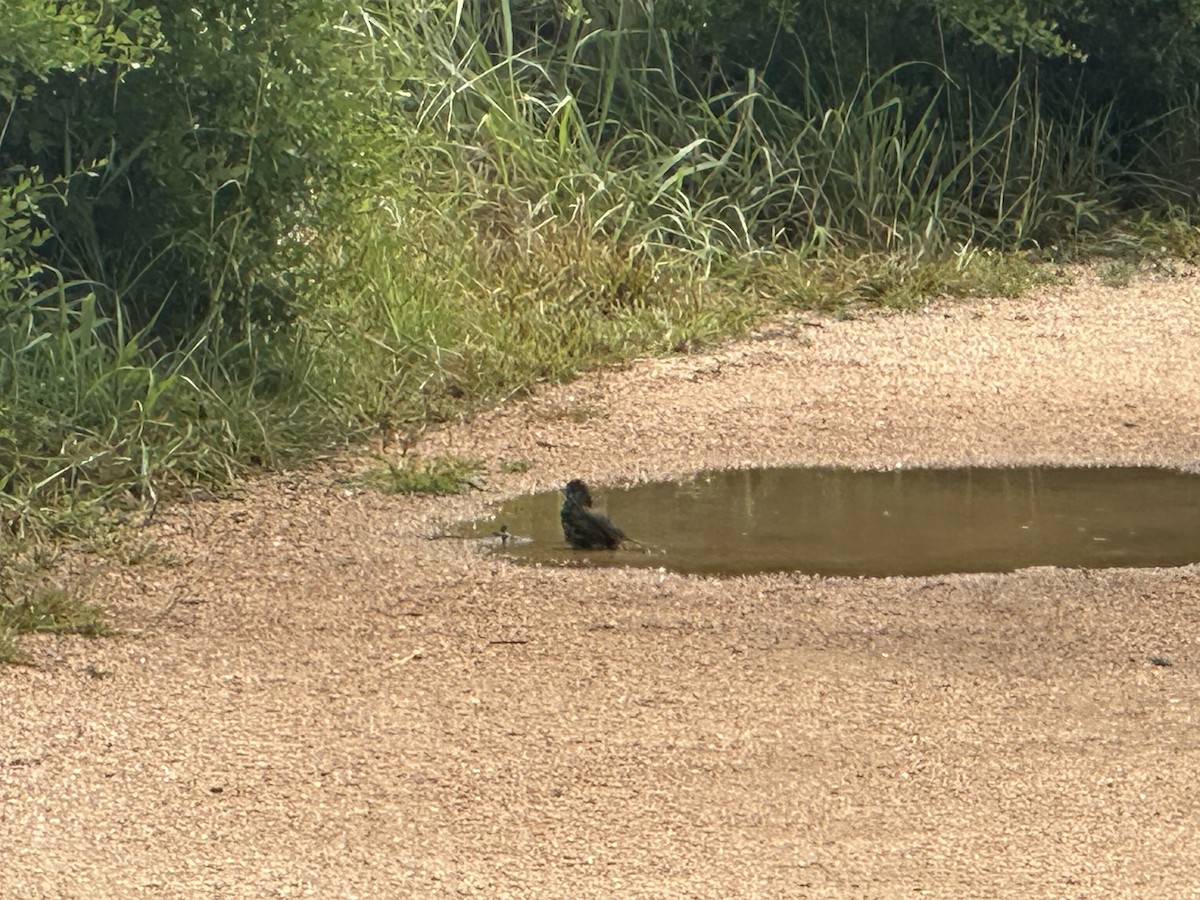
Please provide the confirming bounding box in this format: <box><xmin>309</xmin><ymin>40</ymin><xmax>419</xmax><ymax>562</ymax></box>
<box><xmin>463</xmin><ymin>467</ymin><xmax>1200</xmax><ymax>577</ymax></box>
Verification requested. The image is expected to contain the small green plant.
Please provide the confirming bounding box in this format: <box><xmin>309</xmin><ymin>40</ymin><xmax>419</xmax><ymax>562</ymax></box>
<box><xmin>355</xmin><ymin>455</ymin><xmax>483</xmax><ymax>495</ymax></box>
<box><xmin>0</xmin><ymin>588</ymin><xmax>114</xmax><ymax>637</ymax></box>
<box><xmin>0</xmin><ymin>586</ymin><xmax>113</xmax><ymax>663</ymax></box>
<box><xmin>953</xmin><ymin>250</ymin><xmax>1057</xmax><ymax>299</ymax></box>
<box><xmin>1100</xmin><ymin>260</ymin><xmax>1139</xmax><ymax>287</ymax></box>
<box><xmin>550</xmin><ymin>402</ymin><xmax>608</xmax><ymax>424</ymax></box>
<box><xmin>0</xmin><ymin>626</ymin><xmax>23</xmax><ymax>665</ymax></box>
<box><xmin>500</xmin><ymin>459</ymin><xmax>534</xmax><ymax>474</ymax></box>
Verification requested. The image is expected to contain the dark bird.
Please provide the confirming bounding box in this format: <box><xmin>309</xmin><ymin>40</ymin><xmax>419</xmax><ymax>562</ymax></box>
<box><xmin>561</xmin><ymin>479</ymin><xmax>627</xmax><ymax>550</ymax></box>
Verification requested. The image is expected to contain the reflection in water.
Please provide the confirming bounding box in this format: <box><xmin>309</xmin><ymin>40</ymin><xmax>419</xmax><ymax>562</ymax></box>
<box><xmin>461</xmin><ymin>467</ymin><xmax>1200</xmax><ymax>577</ymax></box>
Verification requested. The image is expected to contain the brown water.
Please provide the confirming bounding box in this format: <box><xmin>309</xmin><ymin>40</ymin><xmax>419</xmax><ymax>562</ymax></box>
<box><xmin>464</xmin><ymin>467</ymin><xmax>1200</xmax><ymax>577</ymax></box>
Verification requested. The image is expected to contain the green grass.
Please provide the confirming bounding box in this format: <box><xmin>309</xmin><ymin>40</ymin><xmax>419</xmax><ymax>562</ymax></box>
<box><xmin>500</xmin><ymin>459</ymin><xmax>534</xmax><ymax>474</ymax></box>
<box><xmin>0</xmin><ymin>588</ymin><xmax>113</xmax><ymax>637</ymax></box>
<box><xmin>0</xmin><ymin>587</ymin><xmax>113</xmax><ymax>664</ymax></box>
<box><xmin>353</xmin><ymin>455</ymin><xmax>485</xmax><ymax>496</ymax></box>
<box><xmin>750</xmin><ymin>247</ymin><xmax>1055</xmax><ymax>314</ymax></box>
<box><xmin>0</xmin><ymin>626</ymin><xmax>23</xmax><ymax>666</ymax></box>
<box><xmin>300</xmin><ymin>211</ymin><xmax>759</xmax><ymax>433</ymax></box>
<box><xmin>1100</xmin><ymin>261</ymin><xmax>1139</xmax><ymax>288</ymax></box>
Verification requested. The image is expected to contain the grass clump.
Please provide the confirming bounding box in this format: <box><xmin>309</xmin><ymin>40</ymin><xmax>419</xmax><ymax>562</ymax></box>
<box><xmin>303</xmin><ymin>211</ymin><xmax>757</xmax><ymax>432</ymax></box>
<box><xmin>0</xmin><ymin>586</ymin><xmax>113</xmax><ymax>664</ymax></box>
<box><xmin>1100</xmin><ymin>261</ymin><xmax>1139</xmax><ymax>288</ymax></box>
<box><xmin>752</xmin><ymin>248</ymin><xmax>1055</xmax><ymax>314</ymax></box>
<box><xmin>0</xmin><ymin>626</ymin><xmax>22</xmax><ymax>666</ymax></box>
<box><xmin>355</xmin><ymin>455</ymin><xmax>484</xmax><ymax>496</ymax></box>
<box><xmin>0</xmin><ymin>588</ymin><xmax>113</xmax><ymax>637</ymax></box>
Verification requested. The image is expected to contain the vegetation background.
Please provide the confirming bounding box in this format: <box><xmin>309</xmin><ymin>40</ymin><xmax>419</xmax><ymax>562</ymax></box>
<box><xmin>3</xmin><ymin>0</ymin><xmax>1200</xmax><ymax>628</ymax></box>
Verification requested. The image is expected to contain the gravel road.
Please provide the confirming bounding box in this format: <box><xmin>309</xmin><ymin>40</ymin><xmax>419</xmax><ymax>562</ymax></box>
<box><xmin>5</xmin><ymin>266</ymin><xmax>1200</xmax><ymax>898</ymax></box>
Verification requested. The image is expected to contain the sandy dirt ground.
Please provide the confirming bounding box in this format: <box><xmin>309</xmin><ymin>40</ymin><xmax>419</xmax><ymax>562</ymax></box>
<box><xmin>5</xmin><ymin>267</ymin><xmax>1200</xmax><ymax>898</ymax></box>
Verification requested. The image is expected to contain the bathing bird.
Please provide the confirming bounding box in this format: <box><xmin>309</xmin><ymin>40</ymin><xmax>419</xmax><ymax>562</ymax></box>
<box><xmin>560</xmin><ymin>479</ymin><xmax>627</xmax><ymax>550</ymax></box>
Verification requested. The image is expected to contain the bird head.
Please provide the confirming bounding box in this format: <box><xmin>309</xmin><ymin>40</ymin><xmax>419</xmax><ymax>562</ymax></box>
<box><xmin>562</xmin><ymin>479</ymin><xmax>594</xmax><ymax>507</ymax></box>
